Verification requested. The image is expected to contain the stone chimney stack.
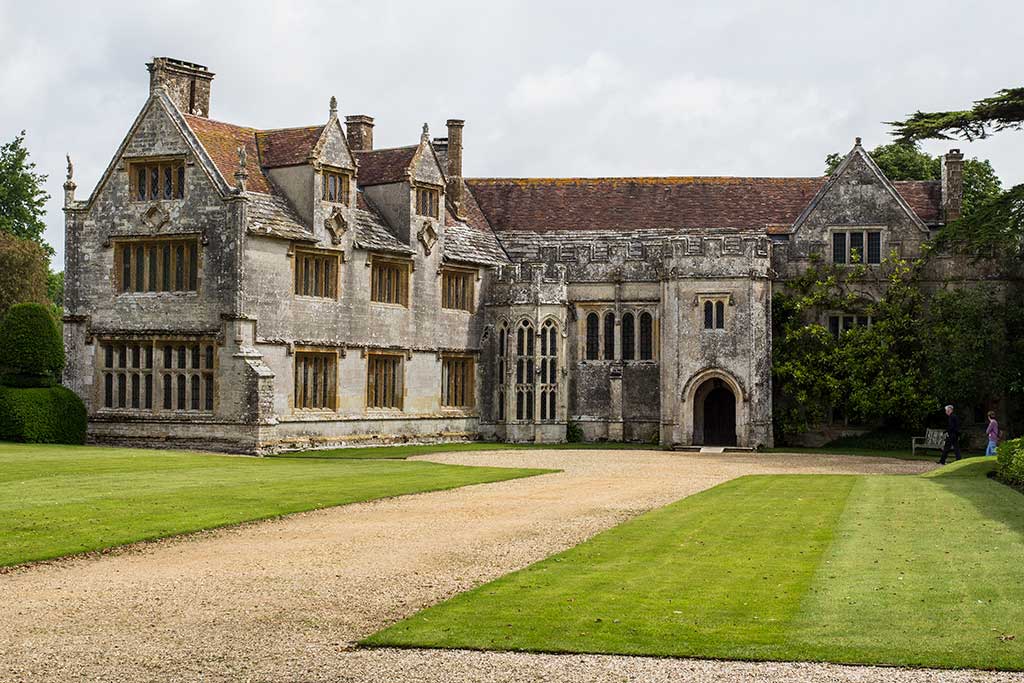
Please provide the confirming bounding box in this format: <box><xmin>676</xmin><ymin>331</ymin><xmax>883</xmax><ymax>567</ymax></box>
<box><xmin>147</xmin><ymin>57</ymin><xmax>214</xmax><ymax>117</ymax></box>
<box><xmin>345</xmin><ymin>115</ymin><xmax>375</xmax><ymax>151</ymax></box>
<box><xmin>941</xmin><ymin>148</ymin><xmax>965</xmax><ymax>222</ymax></box>
<box><xmin>446</xmin><ymin>119</ymin><xmax>465</xmax><ymax>217</ymax></box>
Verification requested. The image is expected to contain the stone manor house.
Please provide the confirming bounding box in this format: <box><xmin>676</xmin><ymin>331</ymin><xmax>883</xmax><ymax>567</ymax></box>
<box><xmin>62</xmin><ymin>58</ymin><xmax>968</xmax><ymax>453</ymax></box>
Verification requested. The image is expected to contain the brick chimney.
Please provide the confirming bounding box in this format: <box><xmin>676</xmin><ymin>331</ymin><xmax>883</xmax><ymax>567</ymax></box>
<box><xmin>446</xmin><ymin>119</ymin><xmax>465</xmax><ymax>217</ymax></box>
<box><xmin>147</xmin><ymin>57</ymin><xmax>214</xmax><ymax>117</ymax></box>
<box><xmin>345</xmin><ymin>115</ymin><xmax>375</xmax><ymax>151</ymax></box>
<box><xmin>941</xmin><ymin>148</ymin><xmax>964</xmax><ymax>222</ymax></box>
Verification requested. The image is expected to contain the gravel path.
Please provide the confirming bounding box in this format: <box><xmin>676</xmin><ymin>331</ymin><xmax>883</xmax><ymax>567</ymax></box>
<box><xmin>1</xmin><ymin>449</ymin><xmax>1012</xmax><ymax>682</ymax></box>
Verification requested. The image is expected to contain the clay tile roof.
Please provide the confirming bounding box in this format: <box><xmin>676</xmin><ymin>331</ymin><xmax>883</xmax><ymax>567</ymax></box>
<box><xmin>354</xmin><ymin>146</ymin><xmax>416</xmax><ymax>187</ymax></box>
<box><xmin>466</xmin><ymin>176</ymin><xmax>945</xmax><ymax>233</ymax></box>
<box><xmin>183</xmin><ymin>114</ymin><xmax>272</xmax><ymax>194</ymax></box>
<box><xmin>256</xmin><ymin>126</ymin><xmax>324</xmax><ymax>168</ymax></box>
<box><xmin>893</xmin><ymin>180</ymin><xmax>942</xmax><ymax>224</ymax></box>
<box><xmin>465</xmin><ymin>177</ymin><xmax>827</xmax><ymax>233</ymax></box>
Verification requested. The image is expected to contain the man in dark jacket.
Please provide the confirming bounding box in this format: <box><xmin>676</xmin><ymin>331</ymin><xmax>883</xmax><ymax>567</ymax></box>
<box><xmin>939</xmin><ymin>404</ymin><xmax>961</xmax><ymax>464</ymax></box>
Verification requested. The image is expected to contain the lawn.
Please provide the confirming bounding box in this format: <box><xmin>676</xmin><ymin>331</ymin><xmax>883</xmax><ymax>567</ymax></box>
<box><xmin>365</xmin><ymin>457</ymin><xmax>1024</xmax><ymax>670</ymax></box>
<box><xmin>0</xmin><ymin>442</ymin><xmax>551</xmax><ymax>568</ymax></box>
<box><xmin>274</xmin><ymin>441</ymin><xmax>662</xmax><ymax>460</ymax></box>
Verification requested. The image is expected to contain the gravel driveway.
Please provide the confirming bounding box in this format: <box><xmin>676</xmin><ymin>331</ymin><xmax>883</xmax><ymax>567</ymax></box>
<box><xmin>0</xmin><ymin>449</ymin><xmax>1013</xmax><ymax>682</ymax></box>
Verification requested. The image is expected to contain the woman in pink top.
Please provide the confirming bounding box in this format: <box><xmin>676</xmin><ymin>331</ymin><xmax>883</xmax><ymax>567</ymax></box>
<box><xmin>986</xmin><ymin>411</ymin><xmax>1000</xmax><ymax>456</ymax></box>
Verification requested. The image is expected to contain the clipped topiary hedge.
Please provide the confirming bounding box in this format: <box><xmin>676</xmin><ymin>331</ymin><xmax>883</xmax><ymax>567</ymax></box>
<box><xmin>996</xmin><ymin>437</ymin><xmax>1024</xmax><ymax>488</ymax></box>
<box><xmin>0</xmin><ymin>302</ymin><xmax>64</xmax><ymax>387</ymax></box>
<box><xmin>0</xmin><ymin>385</ymin><xmax>86</xmax><ymax>444</ymax></box>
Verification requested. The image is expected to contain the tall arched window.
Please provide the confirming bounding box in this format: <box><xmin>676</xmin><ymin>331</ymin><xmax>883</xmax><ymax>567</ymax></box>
<box><xmin>515</xmin><ymin>320</ymin><xmax>535</xmax><ymax>420</ymax></box>
<box><xmin>496</xmin><ymin>322</ymin><xmax>508</xmax><ymax>421</ymax></box>
<box><xmin>639</xmin><ymin>312</ymin><xmax>654</xmax><ymax>360</ymax></box>
<box><xmin>603</xmin><ymin>312</ymin><xmax>616</xmax><ymax>360</ymax></box>
<box><xmin>585</xmin><ymin>312</ymin><xmax>599</xmax><ymax>360</ymax></box>
<box><xmin>621</xmin><ymin>312</ymin><xmax>635</xmax><ymax>361</ymax></box>
<box><xmin>539</xmin><ymin>319</ymin><xmax>558</xmax><ymax>422</ymax></box>
<box><xmin>715</xmin><ymin>301</ymin><xmax>725</xmax><ymax>329</ymax></box>
<box><xmin>703</xmin><ymin>301</ymin><xmax>714</xmax><ymax>329</ymax></box>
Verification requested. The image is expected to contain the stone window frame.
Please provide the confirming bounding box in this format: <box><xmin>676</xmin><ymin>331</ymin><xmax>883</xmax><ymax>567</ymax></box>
<box><xmin>495</xmin><ymin>321</ymin><xmax>509</xmax><ymax>422</ymax></box>
<box><xmin>292</xmin><ymin>347</ymin><xmax>339</xmax><ymax>412</ymax></box>
<box><xmin>538</xmin><ymin>319</ymin><xmax>559</xmax><ymax>423</ymax></box>
<box><xmin>514</xmin><ymin>319</ymin><xmax>536</xmax><ymax>422</ymax></box>
<box><xmin>293</xmin><ymin>247</ymin><xmax>342</xmax><ymax>300</ymax></box>
<box><xmin>128</xmin><ymin>156</ymin><xmax>186</xmax><ymax>202</ymax></box>
<box><xmin>366</xmin><ymin>351</ymin><xmax>405</xmax><ymax>411</ymax></box>
<box><xmin>581</xmin><ymin>306</ymin><xmax>658</xmax><ymax>362</ymax></box>
<box><xmin>830</xmin><ymin>226</ymin><xmax>885</xmax><ymax>266</ymax></box>
<box><xmin>441</xmin><ymin>353</ymin><xmax>476</xmax><ymax>410</ymax></box>
<box><xmin>95</xmin><ymin>336</ymin><xmax>216</xmax><ymax>416</ymax></box>
<box><xmin>826</xmin><ymin>312</ymin><xmax>873</xmax><ymax>339</ymax></box>
<box><xmin>369</xmin><ymin>255</ymin><xmax>413</xmax><ymax>307</ymax></box>
<box><xmin>113</xmin><ymin>235</ymin><xmax>201</xmax><ymax>296</ymax></box>
<box><xmin>320</xmin><ymin>167</ymin><xmax>352</xmax><ymax>206</ymax></box>
<box><xmin>440</xmin><ymin>265</ymin><xmax>477</xmax><ymax>313</ymax></box>
<box><xmin>414</xmin><ymin>183</ymin><xmax>441</xmax><ymax>219</ymax></box>
<box><xmin>697</xmin><ymin>294</ymin><xmax>731</xmax><ymax>333</ymax></box>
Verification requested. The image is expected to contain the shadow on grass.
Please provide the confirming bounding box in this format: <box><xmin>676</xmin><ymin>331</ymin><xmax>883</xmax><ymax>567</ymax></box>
<box><xmin>925</xmin><ymin>456</ymin><xmax>1024</xmax><ymax>539</ymax></box>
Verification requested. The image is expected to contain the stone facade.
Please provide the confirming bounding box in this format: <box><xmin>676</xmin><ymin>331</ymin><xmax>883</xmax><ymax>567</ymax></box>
<box><xmin>62</xmin><ymin>58</ymin><xmax>971</xmax><ymax>453</ymax></box>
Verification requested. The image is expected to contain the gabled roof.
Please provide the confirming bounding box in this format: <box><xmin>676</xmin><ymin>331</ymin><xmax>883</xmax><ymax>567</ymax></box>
<box><xmin>352</xmin><ymin>192</ymin><xmax>413</xmax><ymax>255</ymax></box>
<box><xmin>354</xmin><ymin>146</ymin><xmax>417</xmax><ymax>186</ymax></box>
<box><xmin>256</xmin><ymin>125</ymin><xmax>324</xmax><ymax>168</ymax></box>
<box><xmin>893</xmin><ymin>180</ymin><xmax>942</xmax><ymax>224</ymax></box>
<box><xmin>790</xmin><ymin>142</ymin><xmax>933</xmax><ymax>234</ymax></box>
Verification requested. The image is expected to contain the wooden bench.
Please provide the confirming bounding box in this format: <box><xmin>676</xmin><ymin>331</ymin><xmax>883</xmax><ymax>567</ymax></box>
<box><xmin>912</xmin><ymin>428</ymin><xmax>946</xmax><ymax>456</ymax></box>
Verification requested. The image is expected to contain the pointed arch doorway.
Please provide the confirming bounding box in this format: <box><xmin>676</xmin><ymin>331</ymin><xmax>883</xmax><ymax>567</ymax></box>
<box><xmin>693</xmin><ymin>378</ymin><xmax>737</xmax><ymax>446</ymax></box>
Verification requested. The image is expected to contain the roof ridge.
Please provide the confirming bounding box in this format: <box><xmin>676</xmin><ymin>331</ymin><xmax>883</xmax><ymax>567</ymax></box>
<box><xmin>466</xmin><ymin>176</ymin><xmax>827</xmax><ymax>183</ymax></box>
<box><xmin>355</xmin><ymin>144</ymin><xmax>418</xmax><ymax>153</ymax></box>
<box><xmin>257</xmin><ymin>124</ymin><xmax>325</xmax><ymax>134</ymax></box>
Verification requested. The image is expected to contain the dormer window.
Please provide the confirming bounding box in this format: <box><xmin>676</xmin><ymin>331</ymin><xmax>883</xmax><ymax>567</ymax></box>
<box><xmin>416</xmin><ymin>186</ymin><xmax>440</xmax><ymax>218</ymax></box>
<box><xmin>131</xmin><ymin>159</ymin><xmax>185</xmax><ymax>201</ymax></box>
<box><xmin>322</xmin><ymin>169</ymin><xmax>350</xmax><ymax>205</ymax></box>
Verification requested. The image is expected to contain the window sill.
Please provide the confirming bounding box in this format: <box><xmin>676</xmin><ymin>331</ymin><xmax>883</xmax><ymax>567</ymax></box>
<box><xmin>294</xmin><ymin>295</ymin><xmax>339</xmax><ymax>302</ymax></box>
<box><xmin>370</xmin><ymin>302</ymin><xmax>409</xmax><ymax>310</ymax></box>
<box><xmin>441</xmin><ymin>307</ymin><xmax>474</xmax><ymax>314</ymax></box>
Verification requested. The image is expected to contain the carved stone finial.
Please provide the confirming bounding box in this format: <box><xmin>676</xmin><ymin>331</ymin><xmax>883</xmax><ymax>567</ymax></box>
<box><xmin>329</xmin><ymin>95</ymin><xmax>338</xmax><ymax>115</ymax></box>
<box><xmin>234</xmin><ymin>146</ymin><xmax>249</xmax><ymax>192</ymax></box>
<box><xmin>421</xmin><ymin>122</ymin><xmax>429</xmax><ymax>142</ymax></box>
<box><xmin>63</xmin><ymin>153</ymin><xmax>76</xmax><ymax>206</ymax></box>
<box><xmin>855</xmin><ymin>136</ymin><xmax>862</xmax><ymax>146</ymax></box>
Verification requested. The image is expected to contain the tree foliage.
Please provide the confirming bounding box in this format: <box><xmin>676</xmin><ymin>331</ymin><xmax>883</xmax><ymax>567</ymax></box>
<box><xmin>888</xmin><ymin>88</ymin><xmax>1024</xmax><ymax>143</ymax></box>
<box><xmin>0</xmin><ymin>131</ymin><xmax>51</xmax><ymax>255</ymax></box>
<box><xmin>886</xmin><ymin>87</ymin><xmax>1024</xmax><ymax>260</ymax></box>
<box><xmin>0</xmin><ymin>232</ymin><xmax>50</xmax><ymax>319</ymax></box>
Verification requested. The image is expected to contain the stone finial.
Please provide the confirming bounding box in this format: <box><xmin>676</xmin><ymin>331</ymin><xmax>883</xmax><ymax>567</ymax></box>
<box><xmin>421</xmin><ymin>122</ymin><xmax>430</xmax><ymax>143</ymax></box>
<box><xmin>63</xmin><ymin>153</ymin><xmax>77</xmax><ymax>207</ymax></box>
<box><xmin>329</xmin><ymin>95</ymin><xmax>337</xmax><ymax>116</ymax></box>
<box><xmin>234</xmin><ymin>145</ymin><xmax>249</xmax><ymax>192</ymax></box>
<box><xmin>855</xmin><ymin>136</ymin><xmax>862</xmax><ymax>146</ymax></box>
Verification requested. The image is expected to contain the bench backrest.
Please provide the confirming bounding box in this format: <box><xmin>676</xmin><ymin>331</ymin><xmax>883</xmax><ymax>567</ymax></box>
<box><xmin>924</xmin><ymin>428</ymin><xmax>946</xmax><ymax>448</ymax></box>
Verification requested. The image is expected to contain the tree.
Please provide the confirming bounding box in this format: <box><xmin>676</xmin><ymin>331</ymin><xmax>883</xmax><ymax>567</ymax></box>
<box><xmin>888</xmin><ymin>88</ymin><xmax>1024</xmax><ymax>259</ymax></box>
<box><xmin>824</xmin><ymin>142</ymin><xmax>1002</xmax><ymax>219</ymax></box>
<box><xmin>0</xmin><ymin>131</ymin><xmax>51</xmax><ymax>255</ymax></box>
<box><xmin>0</xmin><ymin>233</ymin><xmax>50</xmax><ymax>319</ymax></box>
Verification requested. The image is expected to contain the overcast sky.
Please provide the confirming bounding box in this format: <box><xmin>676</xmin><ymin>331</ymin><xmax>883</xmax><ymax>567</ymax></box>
<box><xmin>2</xmin><ymin>0</ymin><xmax>1022</xmax><ymax>267</ymax></box>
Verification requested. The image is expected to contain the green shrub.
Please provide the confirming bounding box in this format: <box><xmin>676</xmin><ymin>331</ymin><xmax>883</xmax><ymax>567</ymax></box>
<box><xmin>996</xmin><ymin>437</ymin><xmax>1024</xmax><ymax>487</ymax></box>
<box><xmin>566</xmin><ymin>420</ymin><xmax>583</xmax><ymax>443</ymax></box>
<box><xmin>826</xmin><ymin>427</ymin><xmax>916</xmax><ymax>452</ymax></box>
<box><xmin>0</xmin><ymin>386</ymin><xmax>86</xmax><ymax>444</ymax></box>
<box><xmin>0</xmin><ymin>302</ymin><xmax>64</xmax><ymax>387</ymax></box>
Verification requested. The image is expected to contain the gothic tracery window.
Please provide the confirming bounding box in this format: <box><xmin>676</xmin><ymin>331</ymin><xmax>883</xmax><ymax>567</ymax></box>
<box><xmin>539</xmin><ymin>320</ymin><xmax>558</xmax><ymax>422</ymax></box>
<box><xmin>515</xmin><ymin>320</ymin><xmax>535</xmax><ymax>421</ymax></box>
<box><xmin>603</xmin><ymin>312</ymin><xmax>615</xmax><ymax>361</ymax></box>
<box><xmin>496</xmin><ymin>322</ymin><xmax>508</xmax><ymax>421</ymax></box>
<box><xmin>621</xmin><ymin>312</ymin><xmax>635</xmax><ymax>361</ymax></box>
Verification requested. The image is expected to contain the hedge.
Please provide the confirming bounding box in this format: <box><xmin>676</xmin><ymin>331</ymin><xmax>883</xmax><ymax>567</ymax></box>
<box><xmin>0</xmin><ymin>302</ymin><xmax>64</xmax><ymax>387</ymax></box>
<box><xmin>0</xmin><ymin>386</ymin><xmax>86</xmax><ymax>444</ymax></box>
<box><xmin>996</xmin><ymin>437</ymin><xmax>1024</xmax><ymax>488</ymax></box>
